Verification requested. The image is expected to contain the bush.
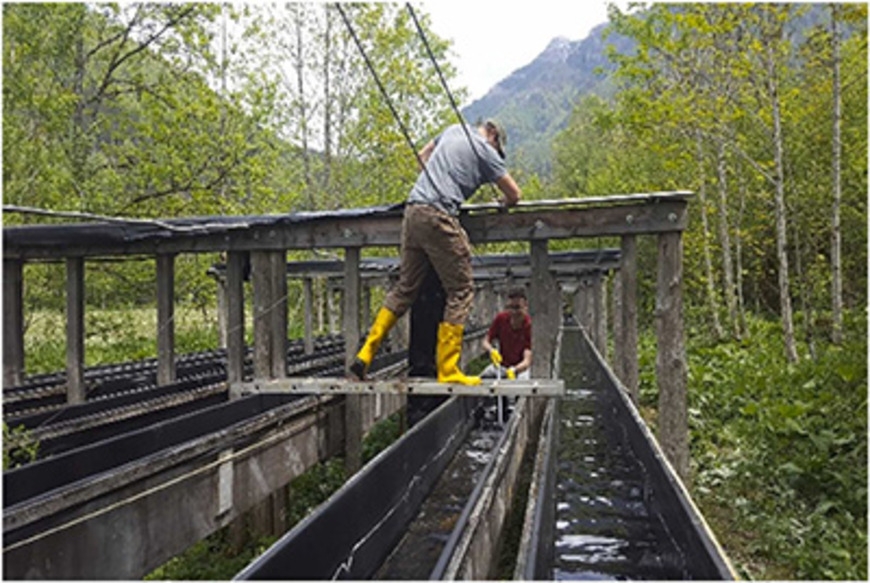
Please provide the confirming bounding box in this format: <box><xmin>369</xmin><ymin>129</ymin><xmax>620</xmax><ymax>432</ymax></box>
<box><xmin>686</xmin><ymin>310</ymin><xmax>867</xmax><ymax>580</ymax></box>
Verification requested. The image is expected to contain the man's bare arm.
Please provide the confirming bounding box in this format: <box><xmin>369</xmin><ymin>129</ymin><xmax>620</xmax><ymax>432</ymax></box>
<box><xmin>416</xmin><ymin>140</ymin><xmax>435</xmax><ymax>171</ymax></box>
<box><xmin>514</xmin><ymin>348</ymin><xmax>533</xmax><ymax>374</ymax></box>
<box><xmin>495</xmin><ymin>173</ymin><xmax>521</xmax><ymax>207</ymax></box>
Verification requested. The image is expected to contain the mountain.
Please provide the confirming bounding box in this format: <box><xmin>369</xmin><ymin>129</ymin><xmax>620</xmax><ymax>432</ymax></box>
<box><xmin>462</xmin><ymin>22</ymin><xmax>634</xmax><ymax>177</ymax></box>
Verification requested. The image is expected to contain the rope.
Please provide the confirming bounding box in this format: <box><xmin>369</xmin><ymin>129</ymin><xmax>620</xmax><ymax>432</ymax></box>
<box><xmin>405</xmin><ymin>3</ymin><xmax>501</xmax><ymax>202</ymax></box>
<box><xmin>404</xmin><ymin>1</ymin><xmax>505</xmax><ymax>279</ymax></box>
<box><xmin>333</xmin><ymin>3</ymin><xmax>443</xmax><ymax>199</ymax></box>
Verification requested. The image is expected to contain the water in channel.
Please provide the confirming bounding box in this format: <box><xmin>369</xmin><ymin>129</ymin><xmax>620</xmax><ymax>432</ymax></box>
<box><xmin>553</xmin><ymin>352</ymin><xmax>688</xmax><ymax>580</ymax></box>
<box><xmin>375</xmin><ymin>400</ymin><xmax>507</xmax><ymax>579</ymax></box>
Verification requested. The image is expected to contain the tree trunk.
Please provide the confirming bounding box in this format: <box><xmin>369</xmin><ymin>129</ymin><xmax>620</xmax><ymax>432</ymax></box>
<box><xmin>716</xmin><ymin>140</ymin><xmax>740</xmax><ymax>340</ymax></box>
<box><xmin>736</xmin><ymin>175</ymin><xmax>748</xmax><ymax>335</ymax></box>
<box><xmin>830</xmin><ymin>4</ymin><xmax>844</xmax><ymax>344</ymax></box>
<box><xmin>322</xmin><ymin>5</ymin><xmax>333</xmax><ymax>193</ymax></box>
<box><xmin>695</xmin><ymin>130</ymin><xmax>724</xmax><ymax>341</ymax></box>
<box><xmin>767</xmin><ymin>28</ymin><xmax>799</xmax><ymax>363</ymax></box>
<box><xmin>293</xmin><ymin>5</ymin><xmax>313</xmax><ymax>205</ymax></box>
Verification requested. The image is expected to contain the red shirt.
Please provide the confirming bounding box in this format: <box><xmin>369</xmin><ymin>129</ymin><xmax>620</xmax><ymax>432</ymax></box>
<box><xmin>487</xmin><ymin>312</ymin><xmax>531</xmax><ymax>367</ymax></box>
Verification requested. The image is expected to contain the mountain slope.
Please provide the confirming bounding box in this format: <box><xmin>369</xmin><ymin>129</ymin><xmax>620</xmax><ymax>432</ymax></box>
<box><xmin>462</xmin><ymin>22</ymin><xmax>633</xmax><ymax>177</ymax></box>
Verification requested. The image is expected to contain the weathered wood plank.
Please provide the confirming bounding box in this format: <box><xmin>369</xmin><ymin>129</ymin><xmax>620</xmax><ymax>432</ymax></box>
<box><xmin>226</xmin><ymin>251</ymin><xmax>246</xmax><ymax>387</ymax></box>
<box><xmin>3</xmin><ymin>197</ymin><xmax>690</xmax><ymax>260</ymax></box>
<box><xmin>270</xmin><ymin>250</ymin><xmax>288</xmax><ymax>379</ymax></box>
<box><xmin>656</xmin><ymin>231</ymin><xmax>689</xmax><ymax>481</ymax></box>
<box><xmin>617</xmin><ymin>235</ymin><xmax>639</xmax><ymax>401</ymax></box>
<box><xmin>3</xmin><ymin>259</ymin><xmax>24</xmax><ymax>387</ymax></box>
<box><xmin>232</xmin><ymin>377</ymin><xmax>565</xmax><ymax>397</ymax></box>
<box><xmin>252</xmin><ymin>251</ymin><xmax>273</xmax><ymax>380</ymax></box>
<box><xmin>343</xmin><ymin>247</ymin><xmax>363</xmax><ymax>475</ymax></box>
<box><xmin>530</xmin><ymin>240</ymin><xmax>559</xmax><ymax>379</ymax></box>
<box><xmin>156</xmin><ymin>254</ymin><xmax>176</xmax><ymax>386</ymax></box>
<box><xmin>65</xmin><ymin>257</ymin><xmax>85</xmax><ymax>404</ymax></box>
<box><xmin>303</xmin><ymin>277</ymin><xmax>314</xmax><ymax>355</ymax></box>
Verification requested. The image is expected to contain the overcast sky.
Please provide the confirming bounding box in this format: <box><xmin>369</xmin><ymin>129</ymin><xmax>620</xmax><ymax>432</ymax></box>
<box><xmin>420</xmin><ymin>1</ymin><xmax>621</xmax><ymax>102</ymax></box>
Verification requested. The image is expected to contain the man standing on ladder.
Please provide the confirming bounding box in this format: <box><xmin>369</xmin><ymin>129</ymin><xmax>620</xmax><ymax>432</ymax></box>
<box><xmin>349</xmin><ymin>119</ymin><xmax>522</xmax><ymax>385</ymax></box>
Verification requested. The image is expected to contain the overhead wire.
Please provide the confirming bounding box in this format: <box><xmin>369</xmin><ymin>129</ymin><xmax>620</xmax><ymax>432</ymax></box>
<box><xmin>333</xmin><ymin>3</ymin><xmax>444</xmax><ymax>200</ymax></box>
<box><xmin>405</xmin><ymin>3</ymin><xmax>502</xmax><ymax>202</ymax></box>
<box><xmin>335</xmin><ymin>2</ymin><xmax>503</xmax><ymax>207</ymax></box>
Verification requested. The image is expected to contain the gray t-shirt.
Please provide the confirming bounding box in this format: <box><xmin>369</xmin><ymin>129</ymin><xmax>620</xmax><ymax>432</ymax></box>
<box><xmin>407</xmin><ymin>124</ymin><xmax>507</xmax><ymax>215</ymax></box>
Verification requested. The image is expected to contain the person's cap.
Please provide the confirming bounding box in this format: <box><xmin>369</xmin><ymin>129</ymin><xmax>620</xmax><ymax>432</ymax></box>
<box><xmin>484</xmin><ymin>119</ymin><xmax>507</xmax><ymax>159</ymax></box>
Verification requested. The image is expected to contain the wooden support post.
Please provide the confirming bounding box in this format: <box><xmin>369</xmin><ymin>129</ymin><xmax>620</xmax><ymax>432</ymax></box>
<box><xmin>226</xmin><ymin>251</ymin><xmax>246</xmax><ymax>388</ymax></box>
<box><xmin>612</xmin><ymin>270</ymin><xmax>622</xmax><ymax>372</ymax></box>
<box><xmin>530</xmin><ymin>240</ymin><xmax>559</xmax><ymax>379</ymax></box>
<box><xmin>618</xmin><ymin>235</ymin><xmax>639</xmax><ymax>401</ymax></box>
<box><xmin>343</xmin><ymin>247</ymin><xmax>363</xmax><ymax>475</ymax></box>
<box><xmin>327</xmin><ymin>279</ymin><xmax>337</xmax><ymax>334</ymax></box>
<box><xmin>317</xmin><ymin>277</ymin><xmax>325</xmax><ymax>334</ymax></box>
<box><xmin>251</xmin><ymin>251</ymin><xmax>273</xmax><ymax>380</ymax></box>
<box><xmin>592</xmin><ymin>271</ymin><xmax>607</xmax><ymax>357</ymax></box>
<box><xmin>303</xmin><ymin>277</ymin><xmax>314</xmax><ymax>355</ymax></box>
<box><xmin>362</xmin><ymin>284</ymin><xmax>371</xmax><ymax>331</ymax></box>
<box><xmin>66</xmin><ymin>257</ymin><xmax>86</xmax><ymax>404</ymax></box>
<box><xmin>656</xmin><ymin>232</ymin><xmax>689</xmax><ymax>481</ymax></box>
<box><xmin>156</xmin><ymin>254</ymin><xmax>176</xmax><ymax>386</ymax></box>
<box><xmin>216</xmin><ymin>271</ymin><xmax>228</xmax><ymax>349</ymax></box>
<box><xmin>582</xmin><ymin>276</ymin><xmax>595</xmax><ymax>332</ymax></box>
<box><xmin>3</xmin><ymin>259</ymin><xmax>24</xmax><ymax>387</ymax></box>
<box><xmin>270</xmin><ymin>251</ymin><xmax>288</xmax><ymax>379</ymax></box>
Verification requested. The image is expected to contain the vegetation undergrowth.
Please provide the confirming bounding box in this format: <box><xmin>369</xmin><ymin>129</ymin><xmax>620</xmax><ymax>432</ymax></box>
<box><xmin>3</xmin><ymin>423</ymin><xmax>40</xmax><ymax>470</ymax></box>
<box><xmin>637</xmin><ymin>309</ymin><xmax>867</xmax><ymax>580</ymax></box>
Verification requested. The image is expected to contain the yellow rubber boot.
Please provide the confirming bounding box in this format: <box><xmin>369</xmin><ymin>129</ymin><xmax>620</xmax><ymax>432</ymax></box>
<box><xmin>349</xmin><ymin>307</ymin><xmax>398</xmax><ymax>380</ymax></box>
<box><xmin>436</xmin><ymin>322</ymin><xmax>481</xmax><ymax>386</ymax></box>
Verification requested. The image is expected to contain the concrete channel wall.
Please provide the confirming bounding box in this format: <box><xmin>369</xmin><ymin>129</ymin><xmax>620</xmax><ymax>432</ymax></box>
<box><xmin>516</xmin><ymin>325</ymin><xmax>737</xmax><ymax>580</ymax></box>
<box><xmin>3</xmin><ymin>392</ymin><xmax>403</xmax><ymax>580</ymax></box>
<box><xmin>439</xmin><ymin>397</ymin><xmax>546</xmax><ymax>579</ymax></box>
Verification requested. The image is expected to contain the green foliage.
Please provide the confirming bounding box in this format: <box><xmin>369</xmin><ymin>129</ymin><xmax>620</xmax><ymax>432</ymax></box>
<box><xmin>362</xmin><ymin>412</ymin><xmax>402</xmax><ymax>464</ymax></box>
<box><xmin>23</xmin><ymin>305</ymin><xmax>221</xmax><ymax>374</ymax></box>
<box><xmin>683</xmin><ymin>309</ymin><xmax>867</xmax><ymax>580</ymax></box>
<box><xmin>283</xmin><ymin>457</ymin><xmax>347</xmax><ymax>527</ymax></box>
<box><xmin>554</xmin><ymin>3</ymin><xmax>867</xmax><ymax>356</ymax></box>
<box><xmin>145</xmin><ymin>529</ymin><xmax>278</xmax><ymax>581</ymax></box>
<box><xmin>3</xmin><ymin>423</ymin><xmax>40</xmax><ymax>470</ymax></box>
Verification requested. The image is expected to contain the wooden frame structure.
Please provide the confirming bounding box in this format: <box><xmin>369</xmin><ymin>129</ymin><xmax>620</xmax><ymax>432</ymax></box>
<box><xmin>3</xmin><ymin>191</ymin><xmax>692</xmax><ymax>477</ymax></box>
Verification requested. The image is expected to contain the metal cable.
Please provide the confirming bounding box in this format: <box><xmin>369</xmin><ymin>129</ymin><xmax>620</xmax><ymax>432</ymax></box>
<box><xmin>405</xmin><ymin>3</ymin><xmax>501</xmax><ymax>201</ymax></box>
<box><xmin>333</xmin><ymin>3</ymin><xmax>443</xmax><ymax>199</ymax></box>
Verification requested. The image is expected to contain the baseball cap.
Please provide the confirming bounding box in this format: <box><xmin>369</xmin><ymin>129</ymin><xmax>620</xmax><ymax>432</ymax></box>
<box><xmin>484</xmin><ymin>119</ymin><xmax>507</xmax><ymax>159</ymax></box>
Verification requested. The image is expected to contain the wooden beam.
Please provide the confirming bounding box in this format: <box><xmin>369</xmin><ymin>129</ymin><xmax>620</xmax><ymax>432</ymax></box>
<box><xmin>232</xmin><ymin>377</ymin><xmax>565</xmax><ymax>397</ymax></box>
<box><xmin>592</xmin><ymin>271</ymin><xmax>607</xmax><ymax>357</ymax></box>
<box><xmin>3</xmin><ymin>259</ymin><xmax>24</xmax><ymax>387</ymax></box>
<box><xmin>156</xmin><ymin>254</ymin><xmax>176</xmax><ymax>386</ymax></box>
<box><xmin>270</xmin><ymin>250</ymin><xmax>287</xmax><ymax>379</ymax></box>
<box><xmin>617</xmin><ymin>235</ymin><xmax>639</xmax><ymax>400</ymax></box>
<box><xmin>65</xmin><ymin>257</ymin><xmax>85</xmax><ymax>404</ymax></box>
<box><xmin>303</xmin><ymin>277</ymin><xmax>314</xmax><ymax>355</ymax></box>
<box><xmin>3</xmin><ymin>197</ymin><xmax>690</xmax><ymax>260</ymax></box>
<box><xmin>656</xmin><ymin>231</ymin><xmax>689</xmax><ymax>481</ymax></box>
<box><xmin>343</xmin><ymin>247</ymin><xmax>362</xmax><ymax>475</ymax></box>
<box><xmin>251</xmin><ymin>251</ymin><xmax>272</xmax><ymax>380</ymax></box>
<box><xmin>530</xmin><ymin>240</ymin><xmax>559</xmax><ymax>379</ymax></box>
<box><xmin>226</xmin><ymin>251</ymin><xmax>246</xmax><ymax>387</ymax></box>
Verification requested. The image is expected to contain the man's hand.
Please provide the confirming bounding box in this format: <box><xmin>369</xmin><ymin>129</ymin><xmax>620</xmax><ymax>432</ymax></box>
<box><xmin>506</xmin><ymin>367</ymin><xmax>516</xmax><ymax>380</ymax></box>
<box><xmin>490</xmin><ymin>349</ymin><xmax>502</xmax><ymax>366</ymax></box>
